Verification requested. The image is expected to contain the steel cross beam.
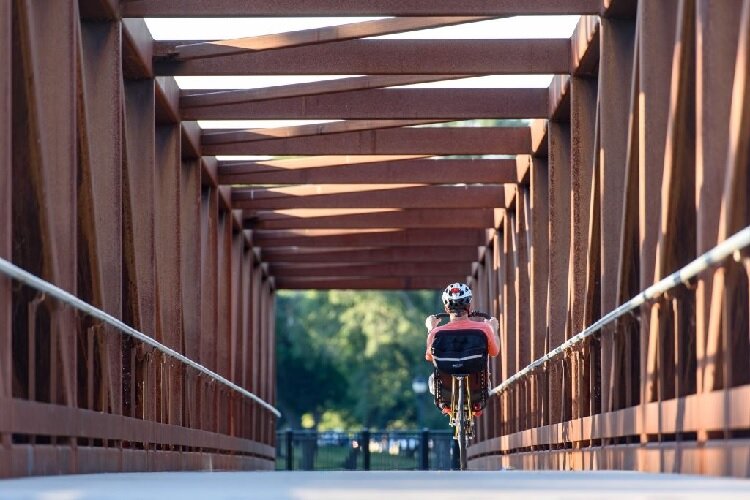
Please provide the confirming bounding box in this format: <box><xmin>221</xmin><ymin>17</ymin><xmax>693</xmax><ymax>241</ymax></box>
<box><xmin>251</xmin><ymin>228</ymin><xmax>487</xmax><ymax>247</ymax></box>
<box><xmin>261</xmin><ymin>246</ymin><xmax>481</xmax><ymax>264</ymax></box>
<box><xmin>219</xmin><ymin>159</ymin><xmax>518</xmax><ymax>185</ymax></box>
<box><xmin>167</xmin><ymin>17</ymin><xmax>494</xmax><ymax>60</ymax></box>
<box><xmin>204</xmin><ymin>127</ymin><xmax>531</xmax><ymax>156</ymax></box>
<box><xmin>232</xmin><ymin>185</ymin><xmax>507</xmax><ymax>209</ymax></box>
<box><xmin>183</xmin><ymin>88</ymin><xmax>549</xmax><ymax>120</ymax></box>
<box><xmin>123</xmin><ymin>0</ymin><xmax>601</xmax><ymax>17</ymax></box>
<box><xmin>155</xmin><ymin>39</ymin><xmax>571</xmax><ymax>76</ymax></box>
<box><xmin>246</xmin><ymin>208</ymin><xmax>498</xmax><ymax>230</ymax></box>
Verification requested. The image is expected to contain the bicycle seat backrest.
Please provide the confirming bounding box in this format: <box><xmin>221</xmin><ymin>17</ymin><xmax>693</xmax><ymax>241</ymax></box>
<box><xmin>431</xmin><ymin>329</ymin><xmax>488</xmax><ymax>376</ymax></box>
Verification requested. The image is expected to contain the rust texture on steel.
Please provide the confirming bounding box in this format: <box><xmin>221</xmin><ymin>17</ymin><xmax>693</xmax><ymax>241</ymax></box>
<box><xmin>1</xmin><ymin>0</ymin><xmax>749</xmax><ymax>481</ymax></box>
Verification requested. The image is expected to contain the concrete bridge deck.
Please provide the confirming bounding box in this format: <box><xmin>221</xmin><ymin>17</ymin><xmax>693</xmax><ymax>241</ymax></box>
<box><xmin>1</xmin><ymin>471</ymin><xmax>749</xmax><ymax>500</ymax></box>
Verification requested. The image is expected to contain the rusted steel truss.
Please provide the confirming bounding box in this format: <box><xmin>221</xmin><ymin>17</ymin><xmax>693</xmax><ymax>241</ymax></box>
<box><xmin>1</xmin><ymin>0</ymin><xmax>748</xmax><ymax>480</ymax></box>
<box><xmin>0</xmin><ymin>0</ymin><xmax>277</xmax><ymax>477</ymax></box>
<box><xmin>468</xmin><ymin>1</ymin><xmax>750</xmax><ymax>478</ymax></box>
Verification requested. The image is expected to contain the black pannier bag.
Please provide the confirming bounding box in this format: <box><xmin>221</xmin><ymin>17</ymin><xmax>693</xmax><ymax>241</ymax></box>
<box><xmin>431</xmin><ymin>329</ymin><xmax>488</xmax><ymax>375</ymax></box>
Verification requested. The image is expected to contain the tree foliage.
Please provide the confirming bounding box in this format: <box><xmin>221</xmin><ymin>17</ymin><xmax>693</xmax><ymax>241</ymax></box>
<box><xmin>275</xmin><ymin>290</ymin><xmax>449</xmax><ymax>430</ymax></box>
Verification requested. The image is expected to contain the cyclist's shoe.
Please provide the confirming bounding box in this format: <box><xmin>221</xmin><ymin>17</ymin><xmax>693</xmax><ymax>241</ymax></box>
<box><xmin>441</xmin><ymin>405</ymin><xmax>452</xmax><ymax>416</ymax></box>
<box><xmin>471</xmin><ymin>403</ymin><xmax>483</xmax><ymax>417</ymax></box>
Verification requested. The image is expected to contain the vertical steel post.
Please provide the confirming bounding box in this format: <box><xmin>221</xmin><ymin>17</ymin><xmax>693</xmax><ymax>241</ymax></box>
<box><xmin>362</xmin><ymin>429</ymin><xmax>371</xmax><ymax>471</ymax></box>
<box><xmin>599</xmin><ymin>15</ymin><xmax>636</xmax><ymax>415</ymax></box>
<box><xmin>547</xmin><ymin>120</ymin><xmax>571</xmax><ymax>426</ymax></box>
<box><xmin>420</xmin><ymin>429</ymin><xmax>429</xmax><ymax>470</ymax></box>
<box><xmin>0</xmin><ymin>0</ymin><xmax>11</xmax><ymax>478</ymax></box>
<box><xmin>285</xmin><ymin>429</ymin><xmax>293</xmax><ymax>471</ymax></box>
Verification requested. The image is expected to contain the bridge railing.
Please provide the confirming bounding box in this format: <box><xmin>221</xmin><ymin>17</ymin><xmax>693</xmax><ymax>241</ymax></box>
<box><xmin>470</xmin><ymin>227</ymin><xmax>750</xmax><ymax>475</ymax></box>
<box><xmin>0</xmin><ymin>258</ymin><xmax>279</xmax><ymax>477</ymax></box>
<box><xmin>276</xmin><ymin>429</ymin><xmax>454</xmax><ymax>471</ymax></box>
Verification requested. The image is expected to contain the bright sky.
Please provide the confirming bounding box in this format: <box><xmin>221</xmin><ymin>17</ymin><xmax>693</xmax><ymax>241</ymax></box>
<box><xmin>144</xmin><ymin>15</ymin><xmax>580</xmax><ymax>155</ymax></box>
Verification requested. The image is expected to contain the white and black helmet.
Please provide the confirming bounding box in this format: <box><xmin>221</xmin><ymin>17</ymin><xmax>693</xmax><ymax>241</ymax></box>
<box><xmin>441</xmin><ymin>282</ymin><xmax>472</xmax><ymax>311</ymax></box>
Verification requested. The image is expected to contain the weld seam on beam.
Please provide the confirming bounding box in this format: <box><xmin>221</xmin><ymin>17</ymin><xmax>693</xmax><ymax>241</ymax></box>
<box><xmin>0</xmin><ymin>257</ymin><xmax>282</xmax><ymax>418</ymax></box>
<box><xmin>490</xmin><ymin>225</ymin><xmax>750</xmax><ymax>396</ymax></box>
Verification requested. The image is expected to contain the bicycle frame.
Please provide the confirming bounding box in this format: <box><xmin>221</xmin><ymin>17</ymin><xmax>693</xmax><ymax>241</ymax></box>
<box><xmin>449</xmin><ymin>375</ymin><xmax>474</xmax><ymax>470</ymax></box>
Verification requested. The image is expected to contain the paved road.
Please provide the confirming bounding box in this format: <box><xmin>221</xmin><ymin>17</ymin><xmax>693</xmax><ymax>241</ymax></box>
<box><xmin>1</xmin><ymin>470</ymin><xmax>749</xmax><ymax>499</ymax></box>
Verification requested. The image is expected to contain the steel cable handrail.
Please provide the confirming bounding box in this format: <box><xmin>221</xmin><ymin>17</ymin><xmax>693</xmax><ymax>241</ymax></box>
<box><xmin>0</xmin><ymin>256</ymin><xmax>282</xmax><ymax>418</ymax></box>
<box><xmin>490</xmin><ymin>225</ymin><xmax>750</xmax><ymax>396</ymax></box>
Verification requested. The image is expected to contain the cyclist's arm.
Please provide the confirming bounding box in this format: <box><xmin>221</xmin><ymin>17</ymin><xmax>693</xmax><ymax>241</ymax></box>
<box><xmin>485</xmin><ymin>318</ymin><xmax>501</xmax><ymax>357</ymax></box>
<box><xmin>425</xmin><ymin>329</ymin><xmax>436</xmax><ymax>361</ymax></box>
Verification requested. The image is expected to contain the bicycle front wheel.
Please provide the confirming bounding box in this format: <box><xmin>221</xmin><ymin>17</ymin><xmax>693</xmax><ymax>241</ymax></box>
<box><xmin>456</xmin><ymin>378</ymin><xmax>468</xmax><ymax>470</ymax></box>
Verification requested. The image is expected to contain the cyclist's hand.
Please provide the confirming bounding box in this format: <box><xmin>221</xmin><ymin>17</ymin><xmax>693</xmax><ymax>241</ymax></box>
<box><xmin>425</xmin><ymin>315</ymin><xmax>440</xmax><ymax>331</ymax></box>
<box><xmin>488</xmin><ymin>317</ymin><xmax>499</xmax><ymax>332</ymax></box>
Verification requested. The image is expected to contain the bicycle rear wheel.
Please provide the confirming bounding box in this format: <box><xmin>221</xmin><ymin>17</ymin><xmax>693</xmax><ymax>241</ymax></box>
<box><xmin>456</xmin><ymin>377</ymin><xmax>468</xmax><ymax>470</ymax></box>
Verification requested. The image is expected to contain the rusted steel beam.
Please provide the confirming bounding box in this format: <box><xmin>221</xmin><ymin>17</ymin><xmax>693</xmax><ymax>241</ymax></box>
<box><xmin>602</xmin><ymin>0</ymin><xmax>637</xmax><ymax>19</ymax></box>
<box><xmin>79</xmin><ymin>18</ymin><xmax>125</xmax><ymax>414</ymax></box>
<box><xmin>704</xmin><ymin>0</ymin><xmax>750</xmax><ymax>399</ymax></box>
<box><xmin>205</xmin><ymin>127</ymin><xmax>531</xmax><ymax>156</ymax></box>
<box><xmin>252</xmin><ymin>228</ymin><xmax>486</xmax><ymax>247</ymax></box>
<box><xmin>275</xmin><ymin>276</ymin><xmax>461</xmax><ymax>290</ymax></box>
<box><xmin>569</xmin><ymin>77</ymin><xmax>597</xmax><ymax>336</ymax></box>
<box><xmin>155</xmin><ymin>77</ymin><xmax>180</xmax><ymax>124</ymax></box>
<box><xmin>181</xmin><ymin>122</ymin><xmax>201</xmax><ymax>159</ymax></box>
<box><xmin>205</xmin><ymin>120</ymin><xmax>449</xmax><ymax>144</ymax></box>
<box><xmin>232</xmin><ymin>185</ymin><xmax>506</xmax><ymax>209</ymax></box>
<box><xmin>122</xmin><ymin>18</ymin><xmax>152</xmax><ymax>79</ymax></box>
<box><xmin>549</xmin><ymin>75</ymin><xmax>571</xmax><ymax>121</ymax></box>
<box><xmin>0</xmin><ymin>0</ymin><xmax>10</xmax><ymax>468</ymax></box>
<box><xmin>220</xmin><ymin>158</ymin><xmax>517</xmax><ymax>185</ymax></box>
<box><xmin>155</xmin><ymin>122</ymin><xmax>185</xmax><ymax>424</ymax></box>
<box><xmin>169</xmin><ymin>17</ymin><xmax>492</xmax><ymax>60</ymax></box>
<box><xmin>572</xmin><ymin>16</ymin><xmax>601</xmax><ymax>77</ymax></box>
<box><xmin>599</xmin><ymin>16</ymin><xmax>635</xmax><ymax>413</ymax></box>
<box><xmin>261</xmin><ymin>246</ymin><xmax>480</xmax><ymax>264</ymax></box>
<box><xmin>247</xmin><ymin>208</ymin><xmax>496</xmax><ymax>230</ymax></box>
<box><xmin>183</xmin><ymin>88</ymin><xmax>549</xmax><ymax>120</ymax></box>
<box><xmin>15</xmin><ymin>0</ymin><xmax>79</xmax><ymax>407</ymax></box>
<box><xmin>79</xmin><ymin>0</ymin><xmax>119</xmax><ymax>20</ymax></box>
<box><xmin>269</xmin><ymin>261</ymin><xmax>472</xmax><ymax>278</ymax></box>
<box><xmin>124</xmin><ymin>0</ymin><xmax>600</xmax><ymax>17</ymax></box>
<box><xmin>123</xmin><ymin>80</ymin><xmax>157</xmax><ymax>421</ymax></box>
<box><xmin>201</xmin><ymin>156</ymin><xmax>219</xmax><ymax>188</ymax></box>
<box><xmin>0</xmin><ymin>397</ymin><xmax>276</xmax><ymax>458</ymax></box>
<box><xmin>180</xmin><ymin>159</ymin><xmax>202</xmax><ymax>429</ymax></box>
<box><xmin>156</xmin><ymin>39</ymin><xmax>571</xmax><ymax>76</ymax></box>
<box><xmin>180</xmin><ymin>75</ymin><xmax>473</xmax><ymax>108</ymax></box>
<box><xmin>222</xmin><ymin>155</ymin><xmax>427</xmax><ymax>172</ymax></box>
<box><xmin>695</xmin><ymin>0</ymin><xmax>742</xmax><ymax>401</ymax></box>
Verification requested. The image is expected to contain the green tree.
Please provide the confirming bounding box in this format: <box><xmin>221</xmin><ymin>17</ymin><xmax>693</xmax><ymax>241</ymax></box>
<box><xmin>275</xmin><ymin>289</ymin><xmax>448</xmax><ymax>430</ymax></box>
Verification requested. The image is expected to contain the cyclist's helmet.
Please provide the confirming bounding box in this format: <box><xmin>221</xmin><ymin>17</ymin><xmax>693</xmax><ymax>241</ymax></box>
<box><xmin>441</xmin><ymin>282</ymin><xmax>472</xmax><ymax>312</ymax></box>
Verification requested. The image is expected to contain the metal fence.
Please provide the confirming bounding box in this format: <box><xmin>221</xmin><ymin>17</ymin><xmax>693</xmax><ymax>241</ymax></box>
<box><xmin>276</xmin><ymin>429</ymin><xmax>455</xmax><ymax>471</ymax></box>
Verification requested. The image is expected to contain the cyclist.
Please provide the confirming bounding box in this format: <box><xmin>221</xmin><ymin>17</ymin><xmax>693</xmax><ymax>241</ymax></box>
<box><xmin>425</xmin><ymin>282</ymin><xmax>500</xmax><ymax>416</ymax></box>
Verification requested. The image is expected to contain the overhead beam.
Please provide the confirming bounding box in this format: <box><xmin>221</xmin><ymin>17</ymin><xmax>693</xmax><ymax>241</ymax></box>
<box><xmin>180</xmin><ymin>75</ymin><xmax>474</xmax><ymax>108</ymax></box>
<box><xmin>275</xmin><ymin>276</ymin><xmax>463</xmax><ymax>290</ymax></box>
<box><xmin>253</xmin><ymin>228</ymin><xmax>486</xmax><ymax>247</ymax></box>
<box><xmin>124</xmin><ymin>0</ymin><xmax>600</xmax><ymax>17</ymax></box>
<box><xmin>219</xmin><ymin>158</ymin><xmax>518</xmax><ymax>185</ymax></box>
<box><xmin>182</xmin><ymin>88</ymin><xmax>549</xmax><ymax>120</ymax></box>
<box><xmin>79</xmin><ymin>0</ymin><xmax>119</xmax><ymax>20</ymax></box>
<box><xmin>261</xmin><ymin>246</ymin><xmax>480</xmax><ymax>263</ymax></box>
<box><xmin>205</xmin><ymin>127</ymin><xmax>531</xmax><ymax>156</ymax></box>
<box><xmin>232</xmin><ymin>185</ymin><xmax>506</xmax><ymax>209</ymax></box>
<box><xmin>155</xmin><ymin>39</ymin><xmax>571</xmax><ymax>76</ymax></box>
<box><xmin>247</xmin><ymin>208</ymin><xmax>497</xmax><ymax>229</ymax></box>
<box><xmin>169</xmin><ymin>17</ymin><xmax>492</xmax><ymax>60</ymax></box>
<box><xmin>122</xmin><ymin>18</ymin><xmax>153</xmax><ymax>79</ymax></box>
<box><xmin>221</xmin><ymin>155</ymin><xmax>429</xmax><ymax>170</ymax></box>
<box><xmin>269</xmin><ymin>261</ymin><xmax>472</xmax><ymax>278</ymax></box>
<box><xmin>204</xmin><ymin>120</ymin><xmax>449</xmax><ymax>143</ymax></box>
